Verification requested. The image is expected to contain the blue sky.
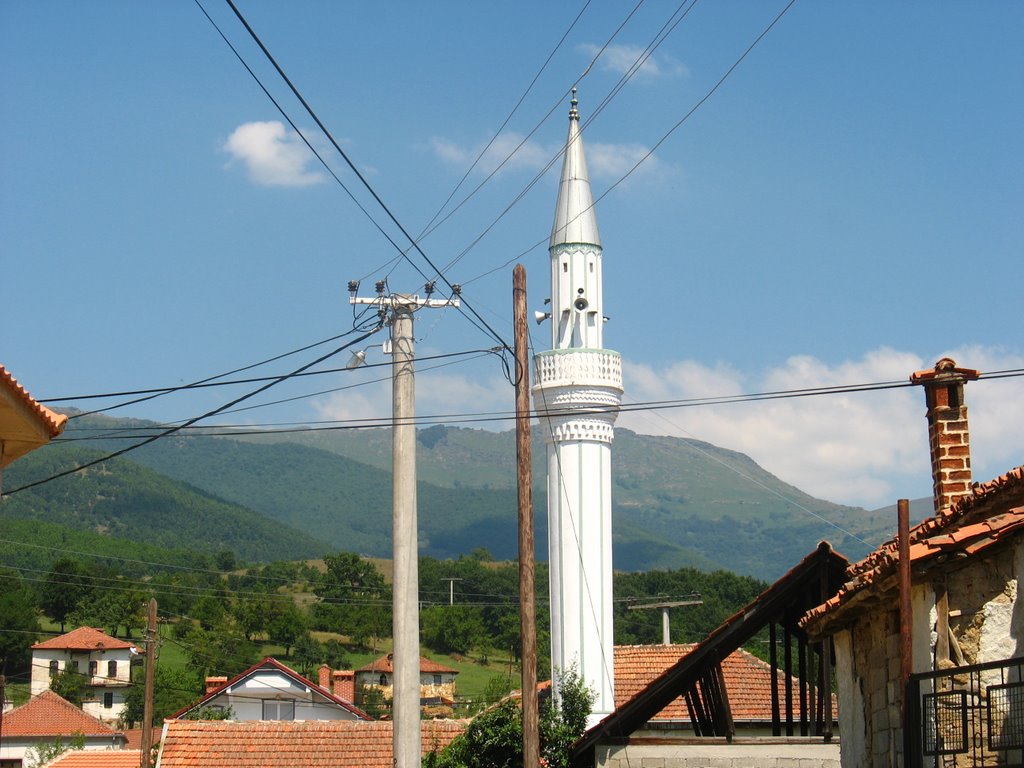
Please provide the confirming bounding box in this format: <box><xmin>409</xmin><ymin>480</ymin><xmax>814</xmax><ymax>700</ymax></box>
<box><xmin>3</xmin><ymin>1</ymin><xmax>1021</xmax><ymax>510</ymax></box>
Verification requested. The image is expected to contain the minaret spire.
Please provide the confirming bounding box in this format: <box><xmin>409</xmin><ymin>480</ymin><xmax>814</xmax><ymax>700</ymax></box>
<box><xmin>534</xmin><ymin>91</ymin><xmax>623</xmax><ymax>726</ymax></box>
<box><xmin>550</xmin><ymin>87</ymin><xmax>601</xmax><ymax>250</ymax></box>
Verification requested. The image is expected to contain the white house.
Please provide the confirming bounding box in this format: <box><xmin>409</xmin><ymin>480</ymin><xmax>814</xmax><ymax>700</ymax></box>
<box><xmin>30</xmin><ymin>627</ymin><xmax>141</xmax><ymax>724</ymax></box>
<box><xmin>173</xmin><ymin>657</ymin><xmax>369</xmax><ymax>722</ymax></box>
<box><xmin>0</xmin><ymin>690</ymin><xmax>128</xmax><ymax>768</ymax></box>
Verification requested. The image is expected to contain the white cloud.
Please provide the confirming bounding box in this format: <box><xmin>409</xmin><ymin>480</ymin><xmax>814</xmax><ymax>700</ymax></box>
<box><xmin>223</xmin><ymin>121</ymin><xmax>324</xmax><ymax>187</ymax></box>
<box><xmin>577</xmin><ymin>43</ymin><xmax>689</xmax><ymax>79</ymax></box>
<box><xmin>619</xmin><ymin>347</ymin><xmax>1024</xmax><ymax>509</ymax></box>
<box><xmin>430</xmin><ymin>133</ymin><xmax>553</xmax><ymax>177</ymax></box>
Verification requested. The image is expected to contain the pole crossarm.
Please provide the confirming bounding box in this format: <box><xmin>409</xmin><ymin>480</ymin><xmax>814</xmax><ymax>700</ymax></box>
<box><xmin>627</xmin><ymin>599</ymin><xmax>703</xmax><ymax>611</ymax></box>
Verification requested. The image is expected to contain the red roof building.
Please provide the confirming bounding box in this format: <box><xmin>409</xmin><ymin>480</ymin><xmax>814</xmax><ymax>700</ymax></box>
<box><xmin>0</xmin><ymin>691</ymin><xmax>128</xmax><ymax>766</ymax></box>
<box><xmin>154</xmin><ymin>719</ymin><xmax>465</xmax><ymax>768</ymax></box>
<box><xmin>172</xmin><ymin>658</ymin><xmax>368</xmax><ymax>722</ymax></box>
<box><xmin>31</xmin><ymin>627</ymin><xmax>137</xmax><ymax>653</ymax></box>
<box><xmin>354</xmin><ymin>654</ymin><xmax>458</xmax><ymax>713</ymax></box>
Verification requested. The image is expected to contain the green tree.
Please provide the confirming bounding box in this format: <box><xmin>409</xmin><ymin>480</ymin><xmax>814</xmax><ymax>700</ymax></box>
<box><xmin>69</xmin><ymin>588</ymin><xmax>144</xmax><ymax>637</ymax></box>
<box><xmin>266</xmin><ymin>601</ymin><xmax>307</xmax><ymax>656</ymax></box>
<box><xmin>0</xmin><ymin>568</ymin><xmax>40</xmax><ymax>674</ymax></box>
<box><xmin>192</xmin><ymin>594</ymin><xmax>225</xmax><ymax>631</ymax></box>
<box><xmin>49</xmin><ymin>667</ymin><xmax>87</xmax><ymax>706</ymax></box>
<box><xmin>292</xmin><ymin>633</ymin><xmax>323</xmax><ymax>677</ymax></box>
<box><xmin>432</xmin><ymin>667</ymin><xmax>593</xmax><ymax>768</ymax></box>
<box><xmin>40</xmin><ymin>558</ymin><xmax>94</xmax><ymax>632</ymax></box>
<box><xmin>421</xmin><ymin>605</ymin><xmax>485</xmax><ymax>655</ymax></box>
<box><xmin>120</xmin><ymin>666</ymin><xmax>202</xmax><ymax>729</ymax></box>
<box><xmin>232</xmin><ymin>596</ymin><xmax>268</xmax><ymax>642</ymax></box>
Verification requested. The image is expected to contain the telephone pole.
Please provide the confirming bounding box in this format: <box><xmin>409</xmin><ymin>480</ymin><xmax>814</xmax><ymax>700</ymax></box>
<box><xmin>349</xmin><ymin>280</ymin><xmax>458</xmax><ymax>768</ymax></box>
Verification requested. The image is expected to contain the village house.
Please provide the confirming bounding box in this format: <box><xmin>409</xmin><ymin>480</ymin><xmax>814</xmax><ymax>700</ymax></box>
<box><xmin>801</xmin><ymin>359</ymin><xmax>1024</xmax><ymax>768</ymax></box>
<box><xmin>354</xmin><ymin>653</ymin><xmax>458</xmax><ymax>713</ymax></box>
<box><xmin>30</xmin><ymin>627</ymin><xmax>142</xmax><ymax>724</ymax></box>
<box><xmin>173</xmin><ymin>657</ymin><xmax>368</xmax><ymax>722</ymax></box>
<box><xmin>0</xmin><ymin>690</ymin><xmax>128</xmax><ymax>768</ymax></box>
<box><xmin>152</xmin><ymin>719</ymin><xmax>465</xmax><ymax>768</ymax></box>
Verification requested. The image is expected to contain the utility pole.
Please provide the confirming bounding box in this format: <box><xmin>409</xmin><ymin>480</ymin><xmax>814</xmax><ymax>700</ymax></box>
<box><xmin>627</xmin><ymin>596</ymin><xmax>703</xmax><ymax>645</ymax></box>
<box><xmin>514</xmin><ymin>264</ymin><xmax>540</xmax><ymax>767</ymax></box>
<box><xmin>441</xmin><ymin>578</ymin><xmax>463</xmax><ymax>607</ymax></box>
<box><xmin>140</xmin><ymin>598</ymin><xmax>157</xmax><ymax>768</ymax></box>
<box><xmin>349</xmin><ymin>280</ymin><xmax>458</xmax><ymax>768</ymax></box>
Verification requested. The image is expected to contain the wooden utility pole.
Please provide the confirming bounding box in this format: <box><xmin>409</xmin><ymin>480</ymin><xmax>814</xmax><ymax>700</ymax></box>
<box><xmin>514</xmin><ymin>264</ymin><xmax>540</xmax><ymax>767</ymax></box>
<box><xmin>140</xmin><ymin>597</ymin><xmax>157</xmax><ymax>768</ymax></box>
<box><xmin>627</xmin><ymin>597</ymin><xmax>703</xmax><ymax>645</ymax></box>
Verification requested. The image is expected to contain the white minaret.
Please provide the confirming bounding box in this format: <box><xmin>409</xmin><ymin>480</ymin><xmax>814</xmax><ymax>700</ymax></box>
<box><xmin>533</xmin><ymin>89</ymin><xmax>623</xmax><ymax>724</ymax></box>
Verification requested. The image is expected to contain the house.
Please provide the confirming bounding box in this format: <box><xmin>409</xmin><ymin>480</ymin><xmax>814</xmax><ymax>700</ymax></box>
<box><xmin>173</xmin><ymin>658</ymin><xmax>368</xmax><ymax>722</ymax></box>
<box><xmin>152</xmin><ymin>718</ymin><xmax>465</xmax><ymax>767</ymax></box>
<box><xmin>0</xmin><ymin>364</ymin><xmax>68</xmax><ymax>493</ymax></box>
<box><xmin>354</xmin><ymin>654</ymin><xmax>458</xmax><ymax>711</ymax></box>
<box><xmin>571</xmin><ymin>541</ymin><xmax>848</xmax><ymax>768</ymax></box>
<box><xmin>30</xmin><ymin>627</ymin><xmax>141</xmax><ymax>724</ymax></box>
<box><xmin>800</xmin><ymin>358</ymin><xmax>1024</xmax><ymax>768</ymax></box>
<box><xmin>0</xmin><ymin>690</ymin><xmax>128</xmax><ymax>768</ymax></box>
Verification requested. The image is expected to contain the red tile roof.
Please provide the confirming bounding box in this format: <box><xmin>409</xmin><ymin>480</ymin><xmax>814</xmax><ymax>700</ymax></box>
<box><xmin>45</xmin><ymin>750</ymin><xmax>142</xmax><ymax>767</ymax></box>
<box><xmin>32</xmin><ymin>626</ymin><xmax>138</xmax><ymax>652</ymax></box>
<box><xmin>156</xmin><ymin>719</ymin><xmax>465</xmax><ymax>767</ymax></box>
<box><xmin>2</xmin><ymin>690</ymin><xmax>124</xmax><ymax>738</ymax></box>
<box><xmin>803</xmin><ymin>466</ymin><xmax>1024</xmax><ymax>632</ymax></box>
<box><xmin>614</xmin><ymin>645</ymin><xmax>808</xmax><ymax>723</ymax></box>
<box><xmin>172</xmin><ymin>658</ymin><xmax>369</xmax><ymax>720</ymax></box>
<box><xmin>357</xmin><ymin>654</ymin><xmax>458</xmax><ymax>675</ymax></box>
<box><xmin>0</xmin><ymin>364</ymin><xmax>68</xmax><ymax>467</ymax></box>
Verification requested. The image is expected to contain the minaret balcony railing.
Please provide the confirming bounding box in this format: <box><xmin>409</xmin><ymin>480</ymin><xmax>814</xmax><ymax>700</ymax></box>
<box><xmin>532</xmin><ymin>348</ymin><xmax>622</xmax><ymax>391</ymax></box>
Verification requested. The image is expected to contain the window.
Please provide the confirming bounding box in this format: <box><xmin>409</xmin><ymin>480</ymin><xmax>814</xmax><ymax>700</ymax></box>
<box><xmin>103</xmin><ymin>692</ymin><xmax>114</xmax><ymax>709</ymax></box>
<box><xmin>73</xmin><ymin>661</ymin><xmax>81</xmax><ymax>674</ymax></box>
<box><xmin>89</xmin><ymin>660</ymin><xmax>98</xmax><ymax>677</ymax></box>
<box><xmin>49</xmin><ymin>660</ymin><xmax>59</xmax><ymax>677</ymax></box>
<box><xmin>107</xmin><ymin>660</ymin><xmax>117</xmax><ymax>678</ymax></box>
<box><xmin>262</xmin><ymin>700</ymin><xmax>295</xmax><ymax>721</ymax></box>
<box><xmin>379</xmin><ymin>674</ymin><xmax>388</xmax><ymax>686</ymax></box>
<box><xmin>433</xmin><ymin>674</ymin><xmax>442</xmax><ymax>686</ymax></box>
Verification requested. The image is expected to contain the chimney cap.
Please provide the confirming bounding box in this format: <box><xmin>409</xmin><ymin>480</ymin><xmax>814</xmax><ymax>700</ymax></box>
<box><xmin>910</xmin><ymin>357</ymin><xmax>980</xmax><ymax>385</ymax></box>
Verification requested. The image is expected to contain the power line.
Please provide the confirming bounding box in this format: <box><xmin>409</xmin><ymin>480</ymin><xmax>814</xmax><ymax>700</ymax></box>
<box><xmin>1</xmin><ymin>326</ymin><xmax>383</xmax><ymax>497</ymax></box>
<box><xmin>218</xmin><ymin>0</ymin><xmax>512</xmax><ymax>355</ymax></box>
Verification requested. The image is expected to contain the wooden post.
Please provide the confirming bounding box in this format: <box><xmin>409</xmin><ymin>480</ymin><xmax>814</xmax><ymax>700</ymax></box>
<box><xmin>141</xmin><ymin>598</ymin><xmax>157</xmax><ymax>768</ymax></box>
<box><xmin>898</xmin><ymin>498</ymin><xmax>912</xmax><ymax>731</ymax></box>
<box><xmin>514</xmin><ymin>264</ymin><xmax>540</xmax><ymax>767</ymax></box>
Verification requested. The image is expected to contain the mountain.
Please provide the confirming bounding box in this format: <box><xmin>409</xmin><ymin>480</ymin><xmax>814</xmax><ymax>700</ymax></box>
<box><xmin>1</xmin><ymin>444</ymin><xmax>331</xmax><ymax>564</ymax></box>
<box><xmin>5</xmin><ymin>412</ymin><xmax>924</xmax><ymax>580</ymax></box>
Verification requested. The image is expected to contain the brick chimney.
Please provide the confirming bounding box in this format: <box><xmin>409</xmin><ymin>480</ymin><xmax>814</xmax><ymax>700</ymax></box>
<box><xmin>205</xmin><ymin>676</ymin><xmax>228</xmax><ymax>695</ymax></box>
<box><xmin>332</xmin><ymin>670</ymin><xmax>355</xmax><ymax>702</ymax></box>
<box><xmin>911</xmin><ymin>357</ymin><xmax>980</xmax><ymax>513</ymax></box>
<box><xmin>318</xmin><ymin>664</ymin><xmax>331</xmax><ymax>690</ymax></box>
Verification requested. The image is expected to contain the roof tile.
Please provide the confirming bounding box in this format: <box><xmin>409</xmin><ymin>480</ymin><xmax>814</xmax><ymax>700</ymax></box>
<box><xmin>2</xmin><ymin>691</ymin><xmax>124</xmax><ymax>738</ymax></box>
<box><xmin>32</xmin><ymin>626</ymin><xmax>138</xmax><ymax>652</ymax></box>
<box><xmin>157</xmin><ymin>719</ymin><xmax>465</xmax><ymax>767</ymax></box>
<box><xmin>45</xmin><ymin>750</ymin><xmax>142</xmax><ymax>768</ymax></box>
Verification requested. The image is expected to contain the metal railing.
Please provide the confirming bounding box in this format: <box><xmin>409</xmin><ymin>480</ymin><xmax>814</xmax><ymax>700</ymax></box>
<box><xmin>907</xmin><ymin>656</ymin><xmax>1024</xmax><ymax>767</ymax></box>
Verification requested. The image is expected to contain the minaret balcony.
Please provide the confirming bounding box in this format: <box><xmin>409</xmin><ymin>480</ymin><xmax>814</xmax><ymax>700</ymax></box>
<box><xmin>532</xmin><ymin>349</ymin><xmax>623</xmax><ymax>444</ymax></box>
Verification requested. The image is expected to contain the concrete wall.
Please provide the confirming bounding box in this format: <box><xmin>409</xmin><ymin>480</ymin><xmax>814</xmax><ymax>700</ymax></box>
<box><xmin>595</xmin><ymin>739</ymin><xmax>840</xmax><ymax>768</ymax></box>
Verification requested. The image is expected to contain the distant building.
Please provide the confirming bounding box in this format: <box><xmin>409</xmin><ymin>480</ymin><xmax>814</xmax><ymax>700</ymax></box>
<box><xmin>173</xmin><ymin>658</ymin><xmax>368</xmax><ymax>722</ymax></box>
<box><xmin>354</xmin><ymin>654</ymin><xmax>458</xmax><ymax>713</ymax></box>
<box><xmin>30</xmin><ymin>627</ymin><xmax>141</xmax><ymax>724</ymax></box>
<box><xmin>0</xmin><ymin>690</ymin><xmax>128</xmax><ymax>768</ymax></box>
